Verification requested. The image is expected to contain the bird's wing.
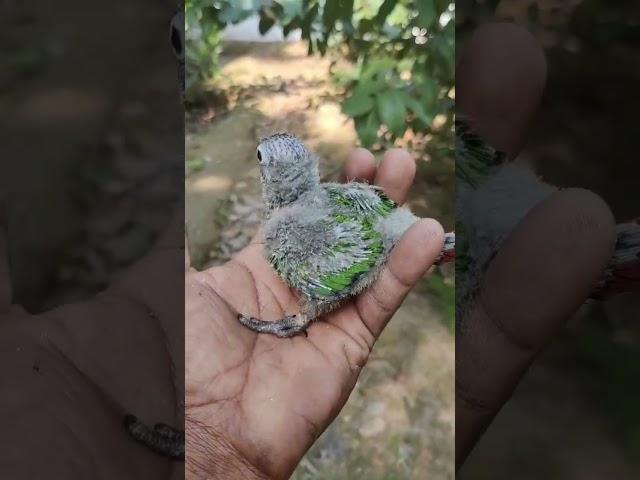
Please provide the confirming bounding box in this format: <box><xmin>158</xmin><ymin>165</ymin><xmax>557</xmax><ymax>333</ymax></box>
<box><xmin>455</xmin><ymin>116</ymin><xmax>505</xmax><ymax>187</ymax></box>
<box><xmin>322</xmin><ymin>182</ymin><xmax>396</xmax><ymax>219</ymax></box>
<box><xmin>268</xmin><ymin>200</ymin><xmax>388</xmax><ymax>300</ymax></box>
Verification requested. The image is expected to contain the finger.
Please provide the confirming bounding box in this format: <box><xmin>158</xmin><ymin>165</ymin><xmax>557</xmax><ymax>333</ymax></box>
<box><xmin>0</xmin><ymin>198</ymin><xmax>11</xmax><ymax>312</ymax></box>
<box><xmin>355</xmin><ymin>218</ymin><xmax>444</xmax><ymax>338</ymax></box>
<box><xmin>373</xmin><ymin>148</ymin><xmax>416</xmax><ymax>205</ymax></box>
<box><xmin>341</xmin><ymin>148</ymin><xmax>376</xmax><ymax>183</ymax></box>
<box><xmin>457</xmin><ymin>22</ymin><xmax>547</xmax><ymax>157</ymax></box>
<box><xmin>455</xmin><ymin>189</ymin><xmax>615</xmax><ymax>467</ymax></box>
<box><xmin>109</xmin><ymin>205</ymin><xmax>186</xmax><ymax>383</ymax></box>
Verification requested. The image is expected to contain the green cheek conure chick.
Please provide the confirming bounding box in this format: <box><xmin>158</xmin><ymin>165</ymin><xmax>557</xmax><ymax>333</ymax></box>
<box><xmin>238</xmin><ymin>133</ymin><xmax>454</xmax><ymax>338</ymax></box>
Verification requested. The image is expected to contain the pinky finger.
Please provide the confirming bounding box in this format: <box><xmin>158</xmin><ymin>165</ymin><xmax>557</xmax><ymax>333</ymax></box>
<box><xmin>342</xmin><ymin>148</ymin><xmax>377</xmax><ymax>184</ymax></box>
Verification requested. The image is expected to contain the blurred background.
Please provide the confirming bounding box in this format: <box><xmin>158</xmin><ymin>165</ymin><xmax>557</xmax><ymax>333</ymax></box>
<box><xmin>0</xmin><ymin>0</ymin><xmax>182</xmax><ymax>312</ymax></box>
<box><xmin>184</xmin><ymin>0</ymin><xmax>455</xmax><ymax>478</ymax></box>
<box><xmin>458</xmin><ymin>1</ymin><xmax>640</xmax><ymax>478</ymax></box>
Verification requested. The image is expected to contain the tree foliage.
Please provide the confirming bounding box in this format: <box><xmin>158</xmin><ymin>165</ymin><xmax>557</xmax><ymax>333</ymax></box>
<box><xmin>184</xmin><ymin>0</ymin><xmax>227</xmax><ymax>94</ymax></box>
<box><xmin>186</xmin><ymin>1</ymin><xmax>454</xmax><ymax>155</ymax></box>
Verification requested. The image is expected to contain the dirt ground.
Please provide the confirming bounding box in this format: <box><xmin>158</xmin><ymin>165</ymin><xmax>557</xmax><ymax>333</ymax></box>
<box><xmin>186</xmin><ymin>41</ymin><xmax>455</xmax><ymax>479</ymax></box>
<box><xmin>0</xmin><ymin>0</ymin><xmax>182</xmax><ymax>311</ymax></box>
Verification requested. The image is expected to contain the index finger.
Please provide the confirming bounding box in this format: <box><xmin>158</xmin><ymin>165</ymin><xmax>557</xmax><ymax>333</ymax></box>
<box><xmin>373</xmin><ymin>148</ymin><xmax>416</xmax><ymax>205</ymax></box>
<box><xmin>457</xmin><ymin>22</ymin><xmax>547</xmax><ymax>158</ymax></box>
<box><xmin>342</xmin><ymin>148</ymin><xmax>377</xmax><ymax>184</ymax></box>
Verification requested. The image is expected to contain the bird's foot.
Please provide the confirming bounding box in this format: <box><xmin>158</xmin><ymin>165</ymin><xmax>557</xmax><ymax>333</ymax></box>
<box><xmin>124</xmin><ymin>414</ymin><xmax>184</xmax><ymax>460</ymax></box>
<box><xmin>238</xmin><ymin>313</ymin><xmax>310</xmax><ymax>338</ymax></box>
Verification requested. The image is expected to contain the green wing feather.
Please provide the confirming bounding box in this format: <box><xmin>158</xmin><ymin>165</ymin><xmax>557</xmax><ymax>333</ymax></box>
<box><xmin>314</xmin><ymin>216</ymin><xmax>384</xmax><ymax>296</ymax></box>
<box><xmin>312</xmin><ymin>185</ymin><xmax>395</xmax><ymax>297</ymax></box>
<box><xmin>268</xmin><ymin>184</ymin><xmax>397</xmax><ymax>300</ymax></box>
<box><xmin>455</xmin><ymin>116</ymin><xmax>505</xmax><ymax>274</ymax></box>
<box><xmin>455</xmin><ymin>116</ymin><xmax>504</xmax><ymax>187</ymax></box>
<box><xmin>325</xmin><ymin>184</ymin><xmax>396</xmax><ymax>218</ymax></box>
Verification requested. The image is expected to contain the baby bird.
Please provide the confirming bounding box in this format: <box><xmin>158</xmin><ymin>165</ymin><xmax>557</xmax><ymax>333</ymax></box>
<box><xmin>238</xmin><ymin>133</ymin><xmax>450</xmax><ymax>337</ymax></box>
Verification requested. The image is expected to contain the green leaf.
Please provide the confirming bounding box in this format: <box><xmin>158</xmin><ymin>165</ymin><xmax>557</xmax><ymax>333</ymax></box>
<box><xmin>355</xmin><ymin>111</ymin><xmax>379</xmax><ymax>148</ymax></box>
<box><xmin>258</xmin><ymin>11</ymin><xmax>275</xmax><ymax>34</ymax></box>
<box><xmin>357</xmin><ymin>18</ymin><xmax>374</xmax><ymax>35</ymax></box>
<box><xmin>376</xmin><ymin>90</ymin><xmax>406</xmax><ymax>137</ymax></box>
<box><xmin>219</xmin><ymin>4</ymin><xmax>246</xmax><ymax>24</ymax></box>
<box><xmin>283</xmin><ymin>17</ymin><xmax>301</xmax><ymax>37</ymax></box>
<box><xmin>340</xmin><ymin>18</ymin><xmax>355</xmax><ymax>36</ymax></box>
<box><xmin>417</xmin><ymin>0</ymin><xmax>436</xmax><ymax>28</ymax></box>
<box><xmin>402</xmin><ymin>93</ymin><xmax>434</xmax><ymax>125</ymax></box>
<box><xmin>418</xmin><ymin>76</ymin><xmax>438</xmax><ymax>105</ymax></box>
<box><xmin>186</xmin><ymin>157</ymin><xmax>206</xmax><ymax>172</ymax></box>
<box><xmin>330</xmin><ymin>65</ymin><xmax>359</xmax><ymax>86</ymax></box>
<box><xmin>301</xmin><ymin>2</ymin><xmax>319</xmax><ymax>39</ymax></box>
<box><xmin>352</xmin><ymin>77</ymin><xmax>387</xmax><ymax>96</ymax></box>
<box><xmin>339</xmin><ymin>0</ymin><xmax>354</xmax><ymax>20</ymax></box>
<box><xmin>201</xmin><ymin>6</ymin><xmax>222</xmax><ymax>28</ymax></box>
<box><xmin>360</xmin><ymin>57</ymin><xmax>395</xmax><ymax>82</ymax></box>
<box><xmin>317</xmin><ymin>38</ymin><xmax>328</xmax><ymax>56</ymax></box>
<box><xmin>373</xmin><ymin>0</ymin><xmax>397</xmax><ymax>25</ymax></box>
<box><xmin>282</xmin><ymin>0</ymin><xmax>304</xmax><ymax>18</ymax></box>
<box><xmin>322</xmin><ymin>0</ymin><xmax>340</xmax><ymax>32</ymax></box>
<box><xmin>338</xmin><ymin>0</ymin><xmax>354</xmax><ymax>33</ymax></box>
<box><xmin>387</xmin><ymin>3</ymin><xmax>410</xmax><ymax>25</ymax></box>
<box><xmin>424</xmin><ymin>271</ymin><xmax>455</xmax><ymax>333</ymax></box>
<box><xmin>342</xmin><ymin>91</ymin><xmax>375</xmax><ymax>117</ymax></box>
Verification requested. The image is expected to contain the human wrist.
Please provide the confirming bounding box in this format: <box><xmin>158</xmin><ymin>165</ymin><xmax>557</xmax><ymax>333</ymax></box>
<box><xmin>185</xmin><ymin>416</ymin><xmax>270</xmax><ymax>480</ymax></box>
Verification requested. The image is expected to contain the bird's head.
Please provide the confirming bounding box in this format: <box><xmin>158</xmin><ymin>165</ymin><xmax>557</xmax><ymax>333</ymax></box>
<box><xmin>256</xmin><ymin>133</ymin><xmax>320</xmax><ymax>209</ymax></box>
<box><xmin>256</xmin><ymin>133</ymin><xmax>312</xmax><ymax>168</ymax></box>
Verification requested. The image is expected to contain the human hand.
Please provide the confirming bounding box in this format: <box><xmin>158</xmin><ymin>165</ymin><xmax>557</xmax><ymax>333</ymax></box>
<box><xmin>455</xmin><ymin>23</ymin><xmax>616</xmax><ymax>467</ymax></box>
<box><xmin>184</xmin><ymin>148</ymin><xmax>445</xmax><ymax>479</ymax></box>
<box><xmin>0</xmin><ymin>205</ymin><xmax>185</xmax><ymax>479</ymax></box>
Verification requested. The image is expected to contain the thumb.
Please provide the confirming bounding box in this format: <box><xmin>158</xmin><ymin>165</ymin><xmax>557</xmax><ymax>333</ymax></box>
<box><xmin>355</xmin><ymin>218</ymin><xmax>444</xmax><ymax>338</ymax></box>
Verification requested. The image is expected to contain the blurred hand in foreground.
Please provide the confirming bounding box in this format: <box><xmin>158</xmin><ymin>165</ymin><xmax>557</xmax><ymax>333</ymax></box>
<box><xmin>0</xmin><ymin>202</ymin><xmax>185</xmax><ymax>479</ymax></box>
<box><xmin>455</xmin><ymin>22</ymin><xmax>615</xmax><ymax>468</ymax></box>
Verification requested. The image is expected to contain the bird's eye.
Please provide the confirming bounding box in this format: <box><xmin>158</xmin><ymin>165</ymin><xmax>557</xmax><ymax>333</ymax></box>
<box><xmin>257</xmin><ymin>150</ymin><xmax>263</xmax><ymax>163</ymax></box>
<box><xmin>169</xmin><ymin>13</ymin><xmax>185</xmax><ymax>60</ymax></box>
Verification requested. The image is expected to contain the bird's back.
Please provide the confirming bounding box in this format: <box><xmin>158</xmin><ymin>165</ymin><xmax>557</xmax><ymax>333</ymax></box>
<box><xmin>263</xmin><ymin>181</ymin><xmax>416</xmax><ymax>304</ymax></box>
<box><xmin>322</xmin><ymin>182</ymin><xmax>419</xmax><ymax>246</ymax></box>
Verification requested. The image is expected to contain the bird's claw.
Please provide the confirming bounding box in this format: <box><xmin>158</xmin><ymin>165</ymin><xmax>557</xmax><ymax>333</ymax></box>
<box><xmin>238</xmin><ymin>313</ymin><xmax>310</xmax><ymax>338</ymax></box>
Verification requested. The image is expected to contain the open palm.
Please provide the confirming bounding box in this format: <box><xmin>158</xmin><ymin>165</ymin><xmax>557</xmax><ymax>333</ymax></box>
<box><xmin>0</xmin><ymin>208</ymin><xmax>185</xmax><ymax>479</ymax></box>
<box><xmin>185</xmin><ymin>148</ymin><xmax>444</xmax><ymax>479</ymax></box>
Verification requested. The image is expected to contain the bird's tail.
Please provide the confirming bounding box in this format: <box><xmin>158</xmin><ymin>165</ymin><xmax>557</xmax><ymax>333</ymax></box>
<box><xmin>378</xmin><ymin>207</ymin><xmax>419</xmax><ymax>245</ymax></box>
<box><xmin>378</xmin><ymin>208</ymin><xmax>455</xmax><ymax>266</ymax></box>
<box><xmin>593</xmin><ymin>219</ymin><xmax>640</xmax><ymax>298</ymax></box>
